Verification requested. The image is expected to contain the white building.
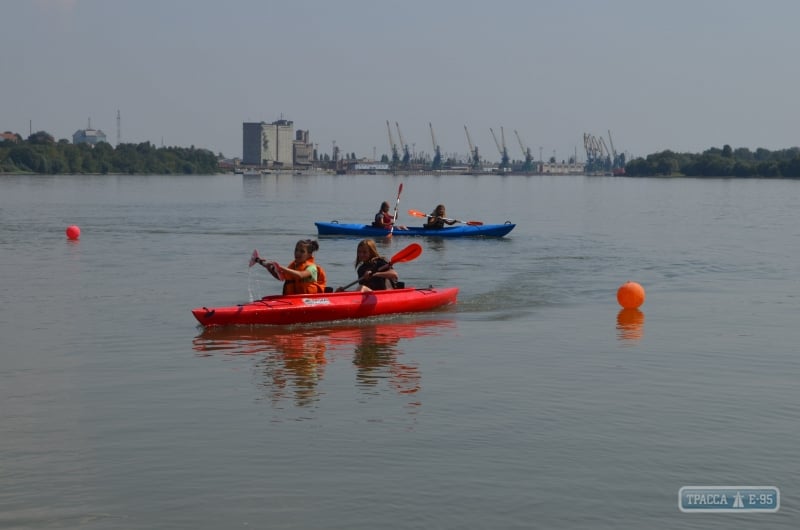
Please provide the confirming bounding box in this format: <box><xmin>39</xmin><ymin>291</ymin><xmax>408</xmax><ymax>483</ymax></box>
<box><xmin>242</xmin><ymin>120</ymin><xmax>294</xmax><ymax>168</ymax></box>
<box><xmin>72</xmin><ymin>128</ymin><xmax>107</xmax><ymax>146</ymax></box>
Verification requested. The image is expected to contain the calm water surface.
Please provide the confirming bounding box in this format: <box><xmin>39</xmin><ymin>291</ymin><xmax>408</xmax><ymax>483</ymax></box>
<box><xmin>1</xmin><ymin>173</ymin><xmax>799</xmax><ymax>529</ymax></box>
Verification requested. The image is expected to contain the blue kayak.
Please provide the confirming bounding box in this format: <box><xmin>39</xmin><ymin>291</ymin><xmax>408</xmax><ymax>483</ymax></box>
<box><xmin>315</xmin><ymin>221</ymin><xmax>515</xmax><ymax>238</ymax></box>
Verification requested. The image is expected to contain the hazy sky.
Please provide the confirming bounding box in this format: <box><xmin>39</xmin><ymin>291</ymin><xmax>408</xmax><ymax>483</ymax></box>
<box><xmin>3</xmin><ymin>0</ymin><xmax>798</xmax><ymax>162</ymax></box>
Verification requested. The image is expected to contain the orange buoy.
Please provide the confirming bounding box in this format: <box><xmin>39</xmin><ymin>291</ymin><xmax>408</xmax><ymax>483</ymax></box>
<box><xmin>66</xmin><ymin>225</ymin><xmax>81</xmax><ymax>240</ymax></box>
<box><xmin>617</xmin><ymin>281</ymin><xmax>645</xmax><ymax>309</ymax></box>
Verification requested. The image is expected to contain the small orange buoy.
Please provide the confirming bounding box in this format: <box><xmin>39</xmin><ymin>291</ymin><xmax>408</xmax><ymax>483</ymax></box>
<box><xmin>66</xmin><ymin>225</ymin><xmax>81</xmax><ymax>240</ymax></box>
<box><xmin>617</xmin><ymin>281</ymin><xmax>645</xmax><ymax>309</ymax></box>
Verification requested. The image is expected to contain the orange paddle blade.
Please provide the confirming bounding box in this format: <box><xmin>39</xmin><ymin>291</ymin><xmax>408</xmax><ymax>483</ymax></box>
<box><xmin>390</xmin><ymin>242</ymin><xmax>422</xmax><ymax>264</ymax></box>
<box><xmin>407</xmin><ymin>209</ymin><xmax>427</xmax><ymax>218</ymax></box>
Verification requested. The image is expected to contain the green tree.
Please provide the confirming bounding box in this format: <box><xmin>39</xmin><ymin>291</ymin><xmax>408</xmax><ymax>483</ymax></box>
<box><xmin>7</xmin><ymin>146</ymin><xmax>39</xmax><ymax>171</ymax></box>
<box><xmin>722</xmin><ymin>144</ymin><xmax>733</xmax><ymax>158</ymax></box>
<box><xmin>62</xmin><ymin>144</ymin><xmax>82</xmax><ymax>173</ymax></box>
<box><xmin>27</xmin><ymin>130</ymin><xmax>55</xmax><ymax>145</ymax></box>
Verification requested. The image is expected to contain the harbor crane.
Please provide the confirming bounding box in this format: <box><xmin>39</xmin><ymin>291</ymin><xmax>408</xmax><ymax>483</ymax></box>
<box><xmin>607</xmin><ymin>130</ymin><xmax>626</xmax><ymax>175</ymax></box>
<box><xmin>606</xmin><ymin>130</ymin><xmax>617</xmax><ymax>163</ymax></box>
<box><xmin>429</xmin><ymin>122</ymin><xmax>442</xmax><ymax>170</ymax></box>
<box><xmin>583</xmin><ymin>133</ymin><xmax>612</xmax><ymax>173</ymax></box>
<box><xmin>501</xmin><ymin>127</ymin><xmax>509</xmax><ymax>168</ymax></box>
<box><xmin>464</xmin><ymin>125</ymin><xmax>481</xmax><ymax>170</ymax></box>
<box><xmin>584</xmin><ymin>130</ymin><xmax>626</xmax><ymax>174</ymax></box>
<box><xmin>386</xmin><ymin>120</ymin><xmax>400</xmax><ymax>169</ymax></box>
<box><xmin>514</xmin><ymin>130</ymin><xmax>535</xmax><ymax>172</ymax></box>
<box><xmin>395</xmin><ymin>122</ymin><xmax>411</xmax><ymax>169</ymax></box>
<box><xmin>489</xmin><ymin>127</ymin><xmax>510</xmax><ymax>170</ymax></box>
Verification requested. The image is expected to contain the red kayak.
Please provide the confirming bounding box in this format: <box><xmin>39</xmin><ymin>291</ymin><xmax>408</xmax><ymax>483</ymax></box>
<box><xmin>192</xmin><ymin>286</ymin><xmax>459</xmax><ymax>326</ymax></box>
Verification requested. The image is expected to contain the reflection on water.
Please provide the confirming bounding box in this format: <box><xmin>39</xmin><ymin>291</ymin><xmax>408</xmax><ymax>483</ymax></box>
<box><xmin>192</xmin><ymin>318</ymin><xmax>457</xmax><ymax>407</ymax></box>
<box><xmin>616</xmin><ymin>308</ymin><xmax>645</xmax><ymax>342</ymax></box>
<box><xmin>258</xmin><ymin>333</ymin><xmax>328</xmax><ymax>407</ymax></box>
<box><xmin>352</xmin><ymin>325</ymin><xmax>421</xmax><ymax>398</ymax></box>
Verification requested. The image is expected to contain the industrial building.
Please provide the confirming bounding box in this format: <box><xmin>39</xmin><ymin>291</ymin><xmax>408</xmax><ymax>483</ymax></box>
<box><xmin>72</xmin><ymin>127</ymin><xmax>107</xmax><ymax>145</ymax></box>
<box><xmin>242</xmin><ymin>119</ymin><xmax>313</xmax><ymax>169</ymax></box>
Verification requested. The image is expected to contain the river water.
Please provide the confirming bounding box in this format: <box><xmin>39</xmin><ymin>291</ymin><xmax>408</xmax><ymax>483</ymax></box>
<box><xmin>1</xmin><ymin>172</ymin><xmax>798</xmax><ymax>529</ymax></box>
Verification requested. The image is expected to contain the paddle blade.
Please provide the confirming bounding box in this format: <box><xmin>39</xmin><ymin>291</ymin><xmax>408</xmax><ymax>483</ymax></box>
<box><xmin>466</xmin><ymin>220</ymin><xmax>484</xmax><ymax>226</ymax></box>
<box><xmin>407</xmin><ymin>209</ymin><xmax>427</xmax><ymax>218</ymax></box>
<box><xmin>390</xmin><ymin>242</ymin><xmax>423</xmax><ymax>264</ymax></box>
<box><xmin>249</xmin><ymin>249</ymin><xmax>260</xmax><ymax>267</ymax></box>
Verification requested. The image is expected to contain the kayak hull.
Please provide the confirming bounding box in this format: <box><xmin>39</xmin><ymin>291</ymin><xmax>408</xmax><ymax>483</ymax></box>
<box><xmin>315</xmin><ymin>221</ymin><xmax>515</xmax><ymax>238</ymax></box>
<box><xmin>192</xmin><ymin>286</ymin><xmax>459</xmax><ymax>326</ymax></box>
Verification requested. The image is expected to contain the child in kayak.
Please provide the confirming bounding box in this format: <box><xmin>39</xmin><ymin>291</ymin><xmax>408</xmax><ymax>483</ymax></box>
<box><xmin>372</xmin><ymin>201</ymin><xmax>406</xmax><ymax>230</ymax></box>
<box><xmin>423</xmin><ymin>204</ymin><xmax>457</xmax><ymax>230</ymax></box>
<box><xmin>372</xmin><ymin>201</ymin><xmax>393</xmax><ymax>228</ymax></box>
<box><xmin>339</xmin><ymin>239</ymin><xmax>398</xmax><ymax>292</ymax></box>
<box><xmin>254</xmin><ymin>239</ymin><xmax>327</xmax><ymax>294</ymax></box>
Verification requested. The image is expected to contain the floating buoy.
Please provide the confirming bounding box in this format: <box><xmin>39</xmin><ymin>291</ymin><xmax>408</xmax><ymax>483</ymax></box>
<box><xmin>617</xmin><ymin>281</ymin><xmax>645</xmax><ymax>309</ymax></box>
<box><xmin>66</xmin><ymin>225</ymin><xmax>81</xmax><ymax>240</ymax></box>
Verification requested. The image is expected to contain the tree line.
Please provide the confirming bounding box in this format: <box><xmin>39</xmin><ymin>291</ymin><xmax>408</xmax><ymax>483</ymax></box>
<box><xmin>0</xmin><ymin>131</ymin><xmax>219</xmax><ymax>175</ymax></box>
<box><xmin>625</xmin><ymin>145</ymin><xmax>800</xmax><ymax>178</ymax></box>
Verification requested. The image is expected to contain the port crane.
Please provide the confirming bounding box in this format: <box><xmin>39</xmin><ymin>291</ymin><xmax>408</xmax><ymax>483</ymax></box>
<box><xmin>500</xmin><ymin>127</ymin><xmax>510</xmax><ymax>170</ymax></box>
<box><xmin>583</xmin><ymin>133</ymin><xmax>612</xmax><ymax>173</ymax></box>
<box><xmin>395</xmin><ymin>122</ymin><xmax>411</xmax><ymax>169</ymax></box>
<box><xmin>606</xmin><ymin>130</ymin><xmax>617</xmax><ymax>164</ymax></box>
<box><xmin>386</xmin><ymin>120</ymin><xmax>400</xmax><ymax>169</ymax></box>
<box><xmin>464</xmin><ymin>125</ymin><xmax>481</xmax><ymax>170</ymax></box>
<box><xmin>429</xmin><ymin>122</ymin><xmax>442</xmax><ymax>170</ymax></box>
<box><xmin>514</xmin><ymin>130</ymin><xmax>535</xmax><ymax>172</ymax></box>
<box><xmin>489</xmin><ymin>127</ymin><xmax>510</xmax><ymax>170</ymax></box>
<box><xmin>607</xmin><ymin>130</ymin><xmax>626</xmax><ymax>175</ymax></box>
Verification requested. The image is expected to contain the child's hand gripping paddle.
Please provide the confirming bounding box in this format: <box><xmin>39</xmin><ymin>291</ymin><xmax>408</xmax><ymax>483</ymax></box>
<box><xmin>249</xmin><ymin>249</ymin><xmax>284</xmax><ymax>280</ymax></box>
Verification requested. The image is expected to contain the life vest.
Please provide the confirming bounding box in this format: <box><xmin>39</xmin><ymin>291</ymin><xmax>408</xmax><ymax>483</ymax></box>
<box><xmin>372</xmin><ymin>211</ymin><xmax>394</xmax><ymax>228</ymax></box>
<box><xmin>424</xmin><ymin>217</ymin><xmax>445</xmax><ymax>229</ymax></box>
<box><xmin>357</xmin><ymin>258</ymin><xmax>397</xmax><ymax>290</ymax></box>
<box><xmin>283</xmin><ymin>258</ymin><xmax>327</xmax><ymax>295</ymax></box>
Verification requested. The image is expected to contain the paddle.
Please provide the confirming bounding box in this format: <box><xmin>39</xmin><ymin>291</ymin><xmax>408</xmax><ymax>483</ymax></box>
<box><xmin>338</xmin><ymin>242</ymin><xmax>422</xmax><ymax>291</ymax></box>
<box><xmin>407</xmin><ymin>209</ymin><xmax>484</xmax><ymax>226</ymax></box>
<box><xmin>249</xmin><ymin>249</ymin><xmax>284</xmax><ymax>280</ymax></box>
<box><xmin>388</xmin><ymin>183</ymin><xmax>403</xmax><ymax>237</ymax></box>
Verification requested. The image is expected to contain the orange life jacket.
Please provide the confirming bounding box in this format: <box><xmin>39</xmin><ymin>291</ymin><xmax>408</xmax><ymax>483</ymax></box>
<box><xmin>283</xmin><ymin>258</ymin><xmax>327</xmax><ymax>295</ymax></box>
